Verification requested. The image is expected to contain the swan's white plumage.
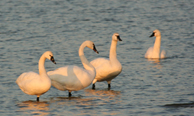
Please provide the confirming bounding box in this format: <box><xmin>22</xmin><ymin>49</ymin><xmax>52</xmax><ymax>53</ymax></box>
<box><xmin>16</xmin><ymin>72</ymin><xmax>46</xmax><ymax>95</ymax></box>
<box><xmin>16</xmin><ymin>51</ymin><xmax>56</xmax><ymax>101</ymax></box>
<box><xmin>145</xmin><ymin>29</ymin><xmax>166</xmax><ymax>59</ymax></box>
<box><xmin>90</xmin><ymin>33</ymin><xmax>122</xmax><ymax>89</ymax></box>
<box><xmin>47</xmin><ymin>40</ymin><xmax>98</xmax><ymax>96</ymax></box>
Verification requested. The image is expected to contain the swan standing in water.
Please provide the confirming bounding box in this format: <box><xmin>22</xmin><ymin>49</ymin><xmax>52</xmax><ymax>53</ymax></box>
<box><xmin>145</xmin><ymin>29</ymin><xmax>166</xmax><ymax>59</ymax></box>
<box><xmin>16</xmin><ymin>51</ymin><xmax>56</xmax><ymax>101</ymax></box>
<box><xmin>90</xmin><ymin>33</ymin><xmax>122</xmax><ymax>90</ymax></box>
<box><xmin>47</xmin><ymin>40</ymin><xmax>99</xmax><ymax>97</ymax></box>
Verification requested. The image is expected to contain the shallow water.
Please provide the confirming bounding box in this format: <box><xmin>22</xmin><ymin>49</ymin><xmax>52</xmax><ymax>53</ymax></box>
<box><xmin>0</xmin><ymin>0</ymin><xmax>194</xmax><ymax>115</ymax></box>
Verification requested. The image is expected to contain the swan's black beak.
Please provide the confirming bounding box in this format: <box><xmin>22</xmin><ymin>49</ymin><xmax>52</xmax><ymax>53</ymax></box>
<box><xmin>150</xmin><ymin>32</ymin><xmax>155</xmax><ymax>37</ymax></box>
<box><xmin>117</xmin><ymin>36</ymin><xmax>122</xmax><ymax>41</ymax></box>
<box><xmin>50</xmin><ymin>56</ymin><xmax>56</xmax><ymax>64</ymax></box>
<box><xmin>93</xmin><ymin>45</ymin><xmax>99</xmax><ymax>54</ymax></box>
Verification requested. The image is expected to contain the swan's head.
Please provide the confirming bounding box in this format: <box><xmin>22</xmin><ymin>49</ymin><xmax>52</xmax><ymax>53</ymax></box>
<box><xmin>84</xmin><ymin>40</ymin><xmax>99</xmax><ymax>54</ymax></box>
<box><xmin>112</xmin><ymin>33</ymin><xmax>122</xmax><ymax>41</ymax></box>
<box><xmin>44</xmin><ymin>51</ymin><xmax>56</xmax><ymax>64</ymax></box>
<box><xmin>150</xmin><ymin>29</ymin><xmax>161</xmax><ymax>38</ymax></box>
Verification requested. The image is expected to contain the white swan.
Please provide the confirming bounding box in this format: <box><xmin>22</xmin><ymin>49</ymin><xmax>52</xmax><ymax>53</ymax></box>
<box><xmin>16</xmin><ymin>51</ymin><xmax>56</xmax><ymax>101</ymax></box>
<box><xmin>47</xmin><ymin>40</ymin><xmax>99</xmax><ymax>97</ymax></box>
<box><xmin>90</xmin><ymin>33</ymin><xmax>122</xmax><ymax>89</ymax></box>
<box><xmin>145</xmin><ymin>29</ymin><xmax>166</xmax><ymax>59</ymax></box>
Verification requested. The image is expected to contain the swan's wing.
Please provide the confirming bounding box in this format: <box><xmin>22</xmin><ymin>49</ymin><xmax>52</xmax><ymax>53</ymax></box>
<box><xmin>48</xmin><ymin>66</ymin><xmax>68</xmax><ymax>76</ymax></box>
<box><xmin>91</xmin><ymin>58</ymin><xmax>117</xmax><ymax>80</ymax></box>
<box><xmin>48</xmin><ymin>66</ymin><xmax>87</xmax><ymax>91</ymax></box>
<box><xmin>16</xmin><ymin>72</ymin><xmax>39</xmax><ymax>85</ymax></box>
<box><xmin>145</xmin><ymin>47</ymin><xmax>153</xmax><ymax>58</ymax></box>
<box><xmin>160</xmin><ymin>46</ymin><xmax>166</xmax><ymax>58</ymax></box>
<box><xmin>48</xmin><ymin>65</ymin><xmax>84</xmax><ymax>76</ymax></box>
<box><xmin>50</xmin><ymin>74</ymin><xmax>69</xmax><ymax>91</ymax></box>
<box><xmin>90</xmin><ymin>58</ymin><xmax>109</xmax><ymax>68</ymax></box>
<box><xmin>16</xmin><ymin>72</ymin><xmax>41</xmax><ymax>94</ymax></box>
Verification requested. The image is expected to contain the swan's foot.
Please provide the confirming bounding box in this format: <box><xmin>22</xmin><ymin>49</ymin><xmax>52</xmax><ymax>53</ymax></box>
<box><xmin>108</xmin><ymin>84</ymin><xmax>111</xmax><ymax>90</ymax></box>
<box><xmin>36</xmin><ymin>97</ymin><xmax>39</xmax><ymax>102</ymax></box>
<box><xmin>68</xmin><ymin>92</ymin><xmax>72</xmax><ymax>97</ymax></box>
<box><xmin>92</xmin><ymin>84</ymin><xmax>95</xmax><ymax>90</ymax></box>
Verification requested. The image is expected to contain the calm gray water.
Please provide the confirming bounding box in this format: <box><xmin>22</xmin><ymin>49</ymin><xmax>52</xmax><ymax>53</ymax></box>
<box><xmin>0</xmin><ymin>0</ymin><xmax>194</xmax><ymax>115</ymax></box>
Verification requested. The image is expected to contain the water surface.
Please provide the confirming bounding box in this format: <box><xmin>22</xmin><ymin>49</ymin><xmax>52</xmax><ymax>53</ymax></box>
<box><xmin>0</xmin><ymin>0</ymin><xmax>194</xmax><ymax>115</ymax></box>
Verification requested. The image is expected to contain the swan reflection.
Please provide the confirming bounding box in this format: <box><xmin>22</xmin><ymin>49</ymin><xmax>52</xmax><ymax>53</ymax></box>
<box><xmin>146</xmin><ymin>58</ymin><xmax>163</xmax><ymax>70</ymax></box>
<box><xmin>17</xmin><ymin>100</ymin><xmax>49</xmax><ymax>115</ymax></box>
<box><xmin>48</xmin><ymin>95</ymin><xmax>96</xmax><ymax>108</ymax></box>
<box><xmin>49</xmin><ymin>89</ymin><xmax>121</xmax><ymax>107</ymax></box>
<box><xmin>85</xmin><ymin>89</ymin><xmax>121</xmax><ymax>101</ymax></box>
<box><xmin>147</xmin><ymin>58</ymin><xmax>160</xmax><ymax>63</ymax></box>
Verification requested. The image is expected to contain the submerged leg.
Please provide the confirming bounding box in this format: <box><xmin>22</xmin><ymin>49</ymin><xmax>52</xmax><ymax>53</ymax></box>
<box><xmin>92</xmin><ymin>84</ymin><xmax>95</xmax><ymax>90</ymax></box>
<box><xmin>68</xmin><ymin>92</ymin><xmax>72</xmax><ymax>97</ymax></box>
<box><xmin>37</xmin><ymin>97</ymin><xmax>39</xmax><ymax>102</ymax></box>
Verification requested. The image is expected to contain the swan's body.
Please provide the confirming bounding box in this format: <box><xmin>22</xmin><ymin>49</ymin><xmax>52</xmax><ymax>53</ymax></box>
<box><xmin>16</xmin><ymin>51</ymin><xmax>56</xmax><ymax>101</ymax></box>
<box><xmin>90</xmin><ymin>33</ymin><xmax>122</xmax><ymax>89</ymax></box>
<box><xmin>48</xmin><ymin>40</ymin><xmax>99</xmax><ymax>97</ymax></box>
<box><xmin>145</xmin><ymin>29</ymin><xmax>166</xmax><ymax>59</ymax></box>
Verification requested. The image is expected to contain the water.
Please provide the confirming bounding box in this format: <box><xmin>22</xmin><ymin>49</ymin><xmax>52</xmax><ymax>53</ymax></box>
<box><xmin>0</xmin><ymin>0</ymin><xmax>194</xmax><ymax>115</ymax></box>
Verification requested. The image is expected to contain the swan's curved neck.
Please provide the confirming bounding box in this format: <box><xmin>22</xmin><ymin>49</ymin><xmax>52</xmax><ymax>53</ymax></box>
<box><xmin>79</xmin><ymin>43</ymin><xmax>94</xmax><ymax>71</ymax></box>
<box><xmin>38</xmin><ymin>55</ymin><xmax>46</xmax><ymax>76</ymax></box>
<box><xmin>153</xmin><ymin>36</ymin><xmax>161</xmax><ymax>57</ymax></box>
<box><xmin>109</xmin><ymin>40</ymin><xmax>118</xmax><ymax>61</ymax></box>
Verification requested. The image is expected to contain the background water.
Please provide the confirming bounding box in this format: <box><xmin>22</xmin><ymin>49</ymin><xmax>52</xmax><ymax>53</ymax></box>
<box><xmin>0</xmin><ymin>0</ymin><xmax>194</xmax><ymax>115</ymax></box>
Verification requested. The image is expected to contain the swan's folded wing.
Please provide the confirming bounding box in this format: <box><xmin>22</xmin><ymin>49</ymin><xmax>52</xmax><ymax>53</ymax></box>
<box><xmin>16</xmin><ymin>72</ymin><xmax>40</xmax><ymax>92</ymax></box>
<box><xmin>48</xmin><ymin>66</ymin><xmax>82</xmax><ymax>84</ymax></box>
<box><xmin>49</xmin><ymin>74</ymin><xmax>68</xmax><ymax>91</ymax></box>
<box><xmin>90</xmin><ymin>58</ymin><xmax>109</xmax><ymax>68</ymax></box>
<box><xmin>16</xmin><ymin>72</ymin><xmax>39</xmax><ymax>84</ymax></box>
<box><xmin>48</xmin><ymin>65</ymin><xmax>87</xmax><ymax>76</ymax></box>
<box><xmin>160</xmin><ymin>46</ymin><xmax>166</xmax><ymax>58</ymax></box>
<box><xmin>48</xmin><ymin>66</ymin><xmax>86</xmax><ymax>91</ymax></box>
<box><xmin>47</xmin><ymin>67</ymin><xmax>68</xmax><ymax>76</ymax></box>
<box><xmin>145</xmin><ymin>47</ymin><xmax>153</xmax><ymax>58</ymax></box>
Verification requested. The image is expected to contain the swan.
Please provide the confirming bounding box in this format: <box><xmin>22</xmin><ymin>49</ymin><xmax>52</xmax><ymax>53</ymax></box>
<box><xmin>90</xmin><ymin>33</ymin><xmax>122</xmax><ymax>90</ymax></box>
<box><xmin>16</xmin><ymin>51</ymin><xmax>56</xmax><ymax>101</ymax></box>
<box><xmin>145</xmin><ymin>29</ymin><xmax>166</xmax><ymax>59</ymax></box>
<box><xmin>47</xmin><ymin>40</ymin><xmax>99</xmax><ymax>97</ymax></box>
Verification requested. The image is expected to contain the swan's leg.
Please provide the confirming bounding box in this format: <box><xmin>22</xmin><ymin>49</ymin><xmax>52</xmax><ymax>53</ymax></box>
<box><xmin>37</xmin><ymin>97</ymin><xmax>39</xmax><ymax>101</ymax></box>
<box><xmin>92</xmin><ymin>79</ymin><xmax>97</xmax><ymax>90</ymax></box>
<box><xmin>108</xmin><ymin>84</ymin><xmax>111</xmax><ymax>90</ymax></box>
<box><xmin>92</xmin><ymin>84</ymin><xmax>95</xmax><ymax>90</ymax></box>
<box><xmin>107</xmin><ymin>81</ymin><xmax>111</xmax><ymax>90</ymax></box>
<box><xmin>68</xmin><ymin>92</ymin><xmax>72</xmax><ymax>97</ymax></box>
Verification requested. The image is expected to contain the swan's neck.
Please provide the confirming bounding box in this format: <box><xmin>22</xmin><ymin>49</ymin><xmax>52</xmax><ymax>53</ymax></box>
<box><xmin>153</xmin><ymin>36</ymin><xmax>161</xmax><ymax>58</ymax></box>
<box><xmin>109</xmin><ymin>40</ymin><xmax>118</xmax><ymax>61</ymax></box>
<box><xmin>79</xmin><ymin>44</ymin><xmax>94</xmax><ymax>71</ymax></box>
<box><xmin>38</xmin><ymin>55</ymin><xmax>47</xmax><ymax>76</ymax></box>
